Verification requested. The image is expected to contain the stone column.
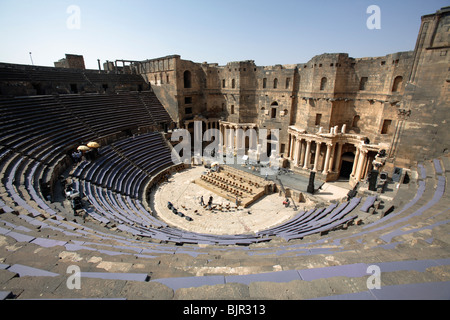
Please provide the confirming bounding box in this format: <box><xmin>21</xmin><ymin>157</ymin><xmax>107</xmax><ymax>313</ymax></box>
<box><xmin>351</xmin><ymin>148</ymin><xmax>360</xmax><ymax>177</ymax></box>
<box><xmin>296</xmin><ymin>139</ymin><xmax>304</xmax><ymax>167</ymax></box>
<box><xmin>313</xmin><ymin>141</ymin><xmax>321</xmax><ymax>172</ymax></box>
<box><xmin>334</xmin><ymin>142</ymin><xmax>343</xmax><ymax>173</ymax></box>
<box><xmin>235</xmin><ymin>126</ymin><xmax>241</xmax><ymax>151</ymax></box>
<box><xmin>229</xmin><ymin>126</ymin><xmax>234</xmax><ymax>150</ymax></box>
<box><xmin>205</xmin><ymin>122</ymin><xmax>210</xmax><ymax>140</ymax></box>
<box><xmin>220</xmin><ymin>124</ymin><xmax>225</xmax><ymax>149</ymax></box>
<box><xmin>290</xmin><ymin>136</ymin><xmax>295</xmax><ymax>163</ymax></box>
<box><xmin>250</xmin><ymin>127</ymin><xmax>257</xmax><ymax>150</ymax></box>
<box><xmin>361</xmin><ymin>152</ymin><xmax>370</xmax><ymax>181</ymax></box>
<box><xmin>355</xmin><ymin>150</ymin><xmax>367</xmax><ymax>181</ymax></box>
<box><xmin>322</xmin><ymin>143</ymin><xmax>333</xmax><ymax>175</ymax></box>
<box><xmin>294</xmin><ymin>138</ymin><xmax>300</xmax><ymax>166</ymax></box>
<box><xmin>303</xmin><ymin>140</ymin><xmax>312</xmax><ymax>170</ymax></box>
<box><xmin>299</xmin><ymin>140</ymin><xmax>306</xmax><ymax>167</ymax></box>
<box><xmin>288</xmin><ymin>135</ymin><xmax>293</xmax><ymax>160</ymax></box>
<box><xmin>328</xmin><ymin>143</ymin><xmax>336</xmax><ymax>172</ymax></box>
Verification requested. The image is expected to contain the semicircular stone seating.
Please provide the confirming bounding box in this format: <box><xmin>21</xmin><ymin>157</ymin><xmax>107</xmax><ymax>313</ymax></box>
<box><xmin>0</xmin><ymin>93</ymin><xmax>449</xmax><ymax>300</ymax></box>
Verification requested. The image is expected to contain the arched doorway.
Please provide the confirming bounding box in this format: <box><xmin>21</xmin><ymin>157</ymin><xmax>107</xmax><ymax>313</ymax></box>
<box><xmin>266</xmin><ymin>131</ymin><xmax>279</xmax><ymax>158</ymax></box>
<box><xmin>392</xmin><ymin>76</ymin><xmax>403</xmax><ymax>92</ymax></box>
<box><xmin>183</xmin><ymin>70</ymin><xmax>192</xmax><ymax>88</ymax></box>
<box><xmin>340</xmin><ymin>152</ymin><xmax>355</xmax><ymax>179</ymax></box>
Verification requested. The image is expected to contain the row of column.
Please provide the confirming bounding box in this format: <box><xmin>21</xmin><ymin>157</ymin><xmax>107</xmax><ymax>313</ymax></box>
<box><xmin>288</xmin><ymin>133</ymin><xmax>371</xmax><ymax>182</ymax></box>
<box><xmin>351</xmin><ymin>147</ymin><xmax>369</xmax><ymax>182</ymax></box>
<box><xmin>206</xmin><ymin>121</ymin><xmax>219</xmax><ymax>131</ymax></box>
<box><xmin>219</xmin><ymin>124</ymin><xmax>257</xmax><ymax>151</ymax></box>
<box><xmin>185</xmin><ymin>120</ymin><xmax>220</xmax><ymax>130</ymax></box>
<box><xmin>204</xmin><ymin>120</ymin><xmax>220</xmax><ymax>141</ymax></box>
<box><xmin>288</xmin><ymin>134</ymin><xmax>343</xmax><ymax>175</ymax></box>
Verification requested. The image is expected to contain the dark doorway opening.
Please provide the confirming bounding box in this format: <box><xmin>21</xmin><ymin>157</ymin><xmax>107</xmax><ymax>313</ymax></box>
<box><xmin>70</xmin><ymin>84</ymin><xmax>78</xmax><ymax>94</ymax></box>
<box><xmin>340</xmin><ymin>152</ymin><xmax>355</xmax><ymax>179</ymax></box>
<box><xmin>265</xmin><ymin>132</ymin><xmax>278</xmax><ymax>158</ymax></box>
<box><xmin>340</xmin><ymin>161</ymin><xmax>353</xmax><ymax>178</ymax></box>
<box><xmin>33</xmin><ymin>83</ymin><xmax>44</xmax><ymax>95</ymax></box>
<box><xmin>266</xmin><ymin>142</ymin><xmax>272</xmax><ymax>158</ymax></box>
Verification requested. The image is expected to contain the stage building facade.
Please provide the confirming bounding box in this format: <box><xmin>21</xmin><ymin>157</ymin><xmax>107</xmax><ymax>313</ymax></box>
<box><xmin>133</xmin><ymin>7</ymin><xmax>449</xmax><ymax>187</ymax></box>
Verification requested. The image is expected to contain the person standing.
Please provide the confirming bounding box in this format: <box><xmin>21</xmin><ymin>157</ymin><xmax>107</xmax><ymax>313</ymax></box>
<box><xmin>208</xmin><ymin>196</ymin><xmax>213</xmax><ymax>210</ymax></box>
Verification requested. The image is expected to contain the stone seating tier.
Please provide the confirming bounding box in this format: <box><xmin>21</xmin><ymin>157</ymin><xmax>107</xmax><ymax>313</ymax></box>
<box><xmin>0</xmin><ymin>88</ymin><xmax>448</xmax><ymax>299</ymax></box>
<box><xmin>0</xmin><ymin>155</ymin><xmax>448</xmax><ymax>299</ymax></box>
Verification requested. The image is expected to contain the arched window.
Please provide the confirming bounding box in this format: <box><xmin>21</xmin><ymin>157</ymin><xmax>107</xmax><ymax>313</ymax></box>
<box><xmin>273</xmin><ymin>78</ymin><xmax>278</xmax><ymax>89</ymax></box>
<box><xmin>392</xmin><ymin>76</ymin><xmax>403</xmax><ymax>92</ymax></box>
<box><xmin>232</xmin><ymin>79</ymin><xmax>236</xmax><ymax>89</ymax></box>
<box><xmin>222</xmin><ymin>79</ymin><xmax>226</xmax><ymax>88</ymax></box>
<box><xmin>270</xmin><ymin>102</ymin><xmax>278</xmax><ymax>119</ymax></box>
<box><xmin>320</xmin><ymin>77</ymin><xmax>327</xmax><ymax>91</ymax></box>
<box><xmin>263</xmin><ymin>78</ymin><xmax>267</xmax><ymax>89</ymax></box>
<box><xmin>183</xmin><ymin>70</ymin><xmax>192</xmax><ymax>88</ymax></box>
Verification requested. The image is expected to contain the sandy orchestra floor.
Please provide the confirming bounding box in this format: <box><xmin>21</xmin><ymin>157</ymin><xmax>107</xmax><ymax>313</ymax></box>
<box><xmin>152</xmin><ymin>166</ymin><xmax>323</xmax><ymax>235</ymax></box>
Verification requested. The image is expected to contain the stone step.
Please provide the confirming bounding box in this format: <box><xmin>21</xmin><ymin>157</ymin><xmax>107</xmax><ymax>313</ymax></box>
<box><xmin>2</xmin><ymin>257</ymin><xmax>448</xmax><ymax>300</ymax></box>
<box><xmin>440</xmin><ymin>155</ymin><xmax>450</xmax><ymax>173</ymax></box>
<box><xmin>1</xmin><ymin>150</ymin><xmax>449</xmax><ymax>300</ymax></box>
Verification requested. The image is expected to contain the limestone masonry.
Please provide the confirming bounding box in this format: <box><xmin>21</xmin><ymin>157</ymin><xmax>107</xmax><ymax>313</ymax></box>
<box><xmin>0</xmin><ymin>6</ymin><xmax>449</xmax><ymax>301</ymax></box>
<box><xmin>131</xmin><ymin>7</ymin><xmax>449</xmax><ymax>186</ymax></box>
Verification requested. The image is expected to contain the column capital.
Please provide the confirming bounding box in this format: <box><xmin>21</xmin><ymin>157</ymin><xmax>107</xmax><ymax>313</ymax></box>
<box><xmin>360</xmin><ymin>148</ymin><xmax>369</xmax><ymax>154</ymax></box>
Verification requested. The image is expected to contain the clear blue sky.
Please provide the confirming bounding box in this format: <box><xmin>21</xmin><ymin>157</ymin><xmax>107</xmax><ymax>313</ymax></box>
<box><xmin>0</xmin><ymin>0</ymin><xmax>448</xmax><ymax>69</ymax></box>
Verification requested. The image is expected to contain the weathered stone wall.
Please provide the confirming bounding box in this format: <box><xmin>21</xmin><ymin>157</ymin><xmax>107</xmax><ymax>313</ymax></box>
<box><xmin>54</xmin><ymin>54</ymin><xmax>86</xmax><ymax>69</ymax></box>
<box><xmin>0</xmin><ymin>62</ymin><xmax>147</xmax><ymax>96</ymax></box>
<box><xmin>394</xmin><ymin>7</ymin><xmax>450</xmax><ymax>168</ymax></box>
<box><xmin>138</xmin><ymin>55</ymin><xmax>181</xmax><ymax>124</ymax></box>
<box><xmin>133</xmin><ymin>7</ymin><xmax>449</xmax><ymax>171</ymax></box>
<box><xmin>176</xmin><ymin>59</ymin><xmax>208</xmax><ymax>124</ymax></box>
<box><xmin>254</xmin><ymin>64</ymin><xmax>296</xmax><ymax>153</ymax></box>
<box><xmin>293</xmin><ymin>54</ymin><xmax>344</xmax><ymax>133</ymax></box>
<box><xmin>329</xmin><ymin>52</ymin><xmax>414</xmax><ymax>145</ymax></box>
<box><xmin>201</xmin><ymin>63</ymin><xmax>226</xmax><ymax>119</ymax></box>
<box><xmin>65</xmin><ymin>54</ymin><xmax>86</xmax><ymax>69</ymax></box>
